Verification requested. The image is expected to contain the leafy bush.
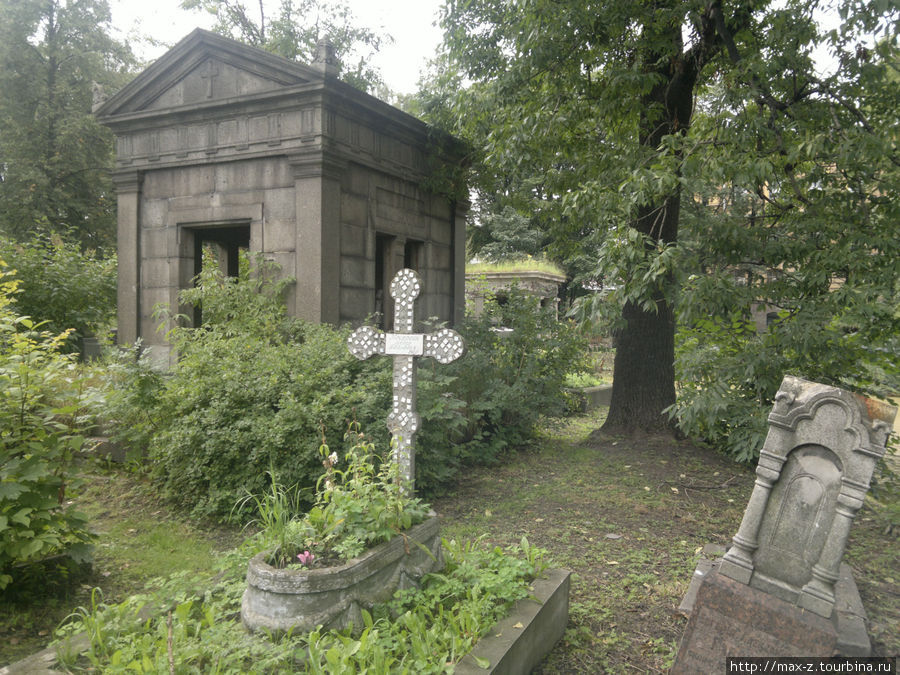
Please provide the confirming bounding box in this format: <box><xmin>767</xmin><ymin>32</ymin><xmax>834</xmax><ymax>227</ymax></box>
<box><xmin>100</xmin><ymin>342</ymin><xmax>166</xmax><ymax>461</ymax></box>
<box><xmin>416</xmin><ymin>287</ymin><xmax>589</xmax><ymax>491</ymax></box>
<box><xmin>0</xmin><ymin>235</ymin><xmax>116</xmax><ymax>351</ymax></box>
<box><xmin>104</xmin><ymin>260</ymin><xmax>588</xmax><ymax>517</ymax></box>
<box><xmin>108</xmin><ymin>258</ymin><xmax>391</xmax><ymax>521</ymax></box>
<box><xmin>0</xmin><ymin>263</ymin><xmax>94</xmax><ymax>590</ymax></box>
<box><xmin>670</xmin><ymin>283</ymin><xmax>899</xmax><ymax>462</ymax></box>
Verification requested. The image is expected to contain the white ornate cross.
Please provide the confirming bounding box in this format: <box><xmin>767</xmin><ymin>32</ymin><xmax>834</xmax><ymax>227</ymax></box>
<box><xmin>347</xmin><ymin>269</ymin><xmax>465</xmax><ymax>494</ymax></box>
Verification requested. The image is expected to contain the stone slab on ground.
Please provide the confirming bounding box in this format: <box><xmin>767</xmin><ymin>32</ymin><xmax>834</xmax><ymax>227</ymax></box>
<box><xmin>672</xmin><ymin>564</ymin><xmax>871</xmax><ymax>674</ymax></box>
<box><xmin>563</xmin><ymin>385</ymin><xmax>612</xmax><ymax>412</ymax></box>
<box><xmin>456</xmin><ymin>568</ymin><xmax>570</xmax><ymax>675</ymax></box>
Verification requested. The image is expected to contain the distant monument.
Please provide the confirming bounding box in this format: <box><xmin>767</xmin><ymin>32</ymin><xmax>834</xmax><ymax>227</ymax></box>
<box><xmin>96</xmin><ymin>30</ymin><xmax>467</xmax><ymax>365</ymax></box>
<box><xmin>465</xmin><ymin>263</ymin><xmax>566</xmax><ymax>319</ymax></box>
<box><xmin>674</xmin><ymin>376</ymin><xmax>896</xmax><ymax>670</ymax></box>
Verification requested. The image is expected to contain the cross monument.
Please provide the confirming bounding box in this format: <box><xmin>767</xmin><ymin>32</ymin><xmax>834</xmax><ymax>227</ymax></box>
<box><xmin>347</xmin><ymin>269</ymin><xmax>465</xmax><ymax>493</ymax></box>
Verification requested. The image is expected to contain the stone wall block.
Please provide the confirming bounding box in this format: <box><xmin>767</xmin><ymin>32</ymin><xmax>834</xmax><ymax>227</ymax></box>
<box><xmin>341</xmin><ymin>193</ymin><xmax>367</xmax><ymax>228</ymax></box>
<box><xmin>215</xmin><ymin>159</ymin><xmax>292</xmax><ymax>191</ymax></box>
<box><xmin>340</xmin><ymin>257</ymin><xmax>372</xmax><ymax>288</ymax></box>
<box><xmin>140</xmin><ymin>228</ymin><xmax>169</xmax><ymax>258</ymax></box>
<box><xmin>261</xmin><ymin>218</ymin><xmax>295</xmax><ymax>253</ymax></box>
<box><xmin>140</xmin><ymin>199</ymin><xmax>169</xmax><ymax>227</ymax></box>
<box><xmin>141</xmin><ymin>258</ymin><xmax>172</xmax><ymax>289</ymax></box>
<box><xmin>340</xmin><ymin>287</ymin><xmax>374</xmax><ymax>323</ymax></box>
<box><xmin>427</xmin><ymin>245</ymin><xmax>451</xmax><ymax>270</ymax></box>
<box><xmin>340</xmin><ymin>224</ymin><xmax>367</xmax><ymax>257</ymax></box>
<box><xmin>143</xmin><ymin>167</ymin><xmax>214</xmax><ymax>198</ymax></box>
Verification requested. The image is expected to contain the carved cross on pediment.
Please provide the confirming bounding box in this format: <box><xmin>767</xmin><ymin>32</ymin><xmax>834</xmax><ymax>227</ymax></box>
<box><xmin>200</xmin><ymin>59</ymin><xmax>219</xmax><ymax>99</ymax></box>
<box><xmin>347</xmin><ymin>269</ymin><xmax>465</xmax><ymax>494</ymax></box>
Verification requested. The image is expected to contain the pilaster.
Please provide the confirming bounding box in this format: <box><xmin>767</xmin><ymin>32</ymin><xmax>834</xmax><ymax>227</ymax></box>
<box><xmin>111</xmin><ymin>170</ymin><xmax>144</xmax><ymax>345</ymax></box>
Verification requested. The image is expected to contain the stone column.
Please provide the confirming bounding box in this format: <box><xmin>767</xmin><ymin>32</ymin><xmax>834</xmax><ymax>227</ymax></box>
<box><xmin>289</xmin><ymin>150</ymin><xmax>344</xmax><ymax>324</ymax></box>
<box><xmin>798</xmin><ymin>487</ymin><xmax>863</xmax><ymax>616</ymax></box>
<box><xmin>112</xmin><ymin>170</ymin><xmax>143</xmax><ymax>345</ymax></box>
<box><xmin>451</xmin><ymin>198</ymin><xmax>469</xmax><ymax>327</ymax></box>
<box><xmin>719</xmin><ymin>449</ymin><xmax>785</xmax><ymax>583</ymax></box>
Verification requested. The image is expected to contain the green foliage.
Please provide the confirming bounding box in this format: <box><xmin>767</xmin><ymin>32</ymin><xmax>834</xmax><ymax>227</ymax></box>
<box><xmin>466</xmin><ymin>257</ymin><xmax>566</xmax><ymax>277</ymax></box>
<box><xmin>431</xmin><ymin>0</ymin><xmax>900</xmax><ymax>439</ymax></box>
<box><xmin>564</xmin><ymin>371</ymin><xmax>607</xmax><ymax>389</ymax></box>
<box><xmin>54</xmin><ymin>536</ymin><xmax>546</xmax><ymax>672</ymax></box>
<box><xmin>247</xmin><ymin>427</ymin><xmax>430</xmax><ymax>566</ymax></box>
<box><xmin>181</xmin><ymin>0</ymin><xmax>391</xmax><ymax>93</ymax></box>
<box><xmin>105</xmin><ymin>258</ymin><xmax>391</xmax><ymax>521</ymax></box>
<box><xmin>303</xmin><ymin>427</ymin><xmax>430</xmax><ymax>561</ymax></box>
<box><xmin>0</xmin><ymin>0</ymin><xmax>135</xmax><ymax>247</ymax></box>
<box><xmin>0</xmin><ymin>235</ymin><xmax>117</xmax><ymax>351</ymax></box>
<box><xmin>234</xmin><ymin>469</ymin><xmax>304</xmax><ymax>565</ymax></box>
<box><xmin>100</xmin><ymin>343</ymin><xmax>165</xmax><ymax>461</ymax></box>
<box><xmin>104</xmin><ymin>254</ymin><xmax>588</xmax><ymax>513</ymax></box>
<box><xmin>0</xmin><ymin>264</ymin><xmax>94</xmax><ymax>590</ymax></box>
<box><xmin>668</xmin><ymin>23</ymin><xmax>900</xmax><ymax>460</ymax></box>
<box><xmin>416</xmin><ymin>288</ymin><xmax>589</xmax><ymax>491</ymax></box>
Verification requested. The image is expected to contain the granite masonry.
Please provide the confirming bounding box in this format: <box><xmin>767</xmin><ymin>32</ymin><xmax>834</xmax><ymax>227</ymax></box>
<box><xmin>96</xmin><ymin>29</ymin><xmax>467</xmax><ymax>365</ymax></box>
<box><xmin>673</xmin><ymin>376</ymin><xmax>897</xmax><ymax>670</ymax></box>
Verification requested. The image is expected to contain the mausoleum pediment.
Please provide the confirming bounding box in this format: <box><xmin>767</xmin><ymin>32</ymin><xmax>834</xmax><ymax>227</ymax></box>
<box><xmin>96</xmin><ymin>29</ymin><xmax>321</xmax><ymax>117</ymax></box>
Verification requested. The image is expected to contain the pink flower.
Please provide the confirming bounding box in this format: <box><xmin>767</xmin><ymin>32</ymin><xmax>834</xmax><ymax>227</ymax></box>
<box><xmin>297</xmin><ymin>550</ymin><xmax>315</xmax><ymax>566</ymax></box>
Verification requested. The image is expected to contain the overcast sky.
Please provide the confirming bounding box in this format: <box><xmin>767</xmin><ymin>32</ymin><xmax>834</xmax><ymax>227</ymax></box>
<box><xmin>109</xmin><ymin>0</ymin><xmax>445</xmax><ymax>96</ymax></box>
<box><xmin>108</xmin><ymin>0</ymin><xmax>861</xmax><ymax>97</ymax></box>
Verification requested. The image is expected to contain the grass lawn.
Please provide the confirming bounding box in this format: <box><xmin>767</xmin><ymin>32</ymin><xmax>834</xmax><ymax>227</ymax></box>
<box><xmin>1</xmin><ymin>407</ymin><xmax>897</xmax><ymax>671</ymax></box>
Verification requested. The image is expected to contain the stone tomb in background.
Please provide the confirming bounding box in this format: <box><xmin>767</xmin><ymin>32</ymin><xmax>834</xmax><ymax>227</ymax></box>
<box><xmin>673</xmin><ymin>376</ymin><xmax>896</xmax><ymax>671</ymax></box>
<box><xmin>96</xmin><ymin>29</ymin><xmax>467</xmax><ymax>365</ymax></box>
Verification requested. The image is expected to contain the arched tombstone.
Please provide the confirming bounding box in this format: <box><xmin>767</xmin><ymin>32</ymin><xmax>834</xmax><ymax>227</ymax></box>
<box><xmin>674</xmin><ymin>376</ymin><xmax>896</xmax><ymax>670</ymax></box>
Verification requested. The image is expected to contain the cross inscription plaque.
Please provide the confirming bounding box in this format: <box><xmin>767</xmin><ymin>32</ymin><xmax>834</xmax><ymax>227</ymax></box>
<box><xmin>347</xmin><ymin>269</ymin><xmax>465</xmax><ymax>493</ymax></box>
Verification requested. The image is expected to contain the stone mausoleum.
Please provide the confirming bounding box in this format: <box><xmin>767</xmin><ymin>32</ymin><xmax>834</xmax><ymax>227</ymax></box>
<box><xmin>96</xmin><ymin>29</ymin><xmax>467</xmax><ymax>364</ymax></box>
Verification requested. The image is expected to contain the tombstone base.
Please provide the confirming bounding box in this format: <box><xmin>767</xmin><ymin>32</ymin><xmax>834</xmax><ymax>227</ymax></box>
<box><xmin>673</xmin><ymin>563</ymin><xmax>870</xmax><ymax>673</ymax></box>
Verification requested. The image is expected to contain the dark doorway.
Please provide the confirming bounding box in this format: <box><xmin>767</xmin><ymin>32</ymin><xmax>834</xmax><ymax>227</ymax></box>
<box><xmin>404</xmin><ymin>239</ymin><xmax>423</xmax><ymax>272</ymax></box>
<box><xmin>192</xmin><ymin>225</ymin><xmax>251</xmax><ymax>279</ymax></box>
<box><xmin>375</xmin><ymin>233</ymin><xmax>395</xmax><ymax>329</ymax></box>
<box><xmin>187</xmin><ymin>223</ymin><xmax>251</xmax><ymax>325</ymax></box>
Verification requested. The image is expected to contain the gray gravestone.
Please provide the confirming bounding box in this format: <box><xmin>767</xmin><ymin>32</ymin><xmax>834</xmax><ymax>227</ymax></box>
<box><xmin>673</xmin><ymin>376</ymin><xmax>896</xmax><ymax>671</ymax></box>
<box><xmin>347</xmin><ymin>269</ymin><xmax>465</xmax><ymax>493</ymax></box>
<box><xmin>719</xmin><ymin>375</ymin><xmax>895</xmax><ymax>617</ymax></box>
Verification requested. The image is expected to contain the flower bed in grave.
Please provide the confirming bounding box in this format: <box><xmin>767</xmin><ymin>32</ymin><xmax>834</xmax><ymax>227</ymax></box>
<box><xmin>238</xmin><ymin>426</ymin><xmax>437</xmax><ymax>634</ymax></box>
<box><xmin>241</xmin><ymin>512</ymin><xmax>442</xmax><ymax>634</ymax></box>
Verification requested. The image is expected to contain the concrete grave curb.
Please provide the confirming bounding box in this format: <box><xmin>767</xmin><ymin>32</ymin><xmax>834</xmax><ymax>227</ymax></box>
<box><xmin>456</xmin><ymin>568</ymin><xmax>571</xmax><ymax>674</ymax></box>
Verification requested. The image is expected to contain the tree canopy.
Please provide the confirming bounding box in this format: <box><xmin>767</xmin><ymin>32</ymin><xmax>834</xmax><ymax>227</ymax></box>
<box><xmin>0</xmin><ymin>0</ymin><xmax>134</xmax><ymax>249</ymax></box>
<box><xmin>429</xmin><ymin>0</ymin><xmax>899</xmax><ymax>448</ymax></box>
<box><xmin>181</xmin><ymin>0</ymin><xmax>392</xmax><ymax>93</ymax></box>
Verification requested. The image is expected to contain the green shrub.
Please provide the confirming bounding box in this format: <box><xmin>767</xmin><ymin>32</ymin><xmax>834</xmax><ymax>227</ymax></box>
<box><xmin>118</xmin><ymin>258</ymin><xmax>391</xmax><ymax>521</ymax></box>
<box><xmin>0</xmin><ymin>235</ymin><xmax>116</xmax><ymax>351</ymax></box>
<box><xmin>670</xmin><ymin>293</ymin><xmax>899</xmax><ymax>462</ymax></box>
<box><xmin>246</xmin><ymin>426</ymin><xmax>431</xmax><ymax>567</ymax></box>
<box><xmin>100</xmin><ymin>342</ymin><xmax>166</xmax><ymax>461</ymax></box>
<box><xmin>104</xmin><ymin>261</ymin><xmax>588</xmax><ymax>517</ymax></box>
<box><xmin>0</xmin><ymin>264</ymin><xmax>94</xmax><ymax>590</ymax></box>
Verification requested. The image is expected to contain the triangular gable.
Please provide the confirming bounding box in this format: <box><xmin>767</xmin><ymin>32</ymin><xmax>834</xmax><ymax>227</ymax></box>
<box><xmin>96</xmin><ymin>29</ymin><xmax>322</xmax><ymax>117</ymax></box>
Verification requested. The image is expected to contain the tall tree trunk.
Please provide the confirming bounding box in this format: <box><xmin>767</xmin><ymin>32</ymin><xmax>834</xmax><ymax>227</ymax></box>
<box><xmin>602</xmin><ymin>11</ymin><xmax>698</xmax><ymax>435</ymax></box>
